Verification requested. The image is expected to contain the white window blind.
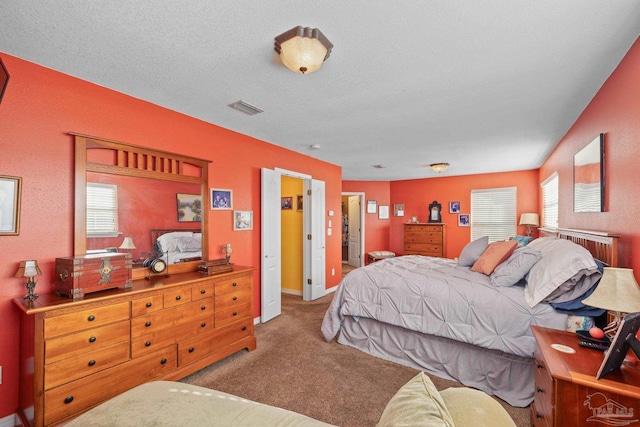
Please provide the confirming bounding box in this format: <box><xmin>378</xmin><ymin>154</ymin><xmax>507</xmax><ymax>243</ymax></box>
<box><xmin>471</xmin><ymin>187</ymin><xmax>517</xmax><ymax>242</ymax></box>
<box><xmin>87</xmin><ymin>183</ymin><xmax>119</xmax><ymax>235</ymax></box>
<box><xmin>541</xmin><ymin>173</ymin><xmax>559</xmax><ymax>229</ymax></box>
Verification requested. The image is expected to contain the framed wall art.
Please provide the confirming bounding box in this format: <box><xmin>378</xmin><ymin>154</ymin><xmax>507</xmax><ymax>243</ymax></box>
<box><xmin>0</xmin><ymin>175</ymin><xmax>21</xmax><ymax>235</ymax></box>
<box><xmin>367</xmin><ymin>200</ymin><xmax>377</xmax><ymax>214</ymax></box>
<box><xmin>574</xmin><ymin>133</ymin><xmax>605</xmax><ymax>213</ymax></box>
<box><xmin>458</xmin><ymin>214</ymin><xmax>470</xmax><ymax>227</ymax></box>
<box><xmin>233</xmin><ymin>210</ymin><xmax>253</xmax><ymax>230</ymax></box>
<box><xmin>394</xmin><ymin>203</ymin><xmax>405</xmax><ymax>217</ymax></box>
<box><xmin>176</xmin><ymin>193</ymin><xmax>202</xmax><ymax>222</ymax></box>
<box><xmin>296</xmin><ymin>194</ymin><xmax>303</xmax><ymax>211</ymax></box>
<box><xmin>378</xmin><ymin>205</ymin><xmax>389</xmax><ymax>220</ymax></box>
<box><xmin>281</xmin><ymin>196</ymin><xmax>293</xmax><ymax>210</ymax></box>
<box><xmin>210</xmin><ymin>188</ymin><xmax>233</xmax><ymax>210</ymax></box>
<box><xmin>428</xmin><ymin>200</ymin><xmax>442</xmax><ymax>223</ymax></box>
<box><xmin>450</xmin><ymin>201</ymin><xmax>460</xmax><ymax>213</ymax></box>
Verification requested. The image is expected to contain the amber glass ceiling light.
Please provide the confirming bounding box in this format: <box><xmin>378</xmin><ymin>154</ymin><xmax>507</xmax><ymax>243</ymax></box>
<box><xmin>430</xmin><ymin>163</ymin><xmax>449</xmax><ymax>173</ymax></box>
<box><xmin>274</xmin><ymin>26</ymin><xmax>333</xmax><ymax>74</ymax></box>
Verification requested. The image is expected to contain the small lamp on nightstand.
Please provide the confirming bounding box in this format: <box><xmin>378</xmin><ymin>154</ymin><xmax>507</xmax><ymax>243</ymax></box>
<box><xmin>15</xmin><ymin>260</ymin><xmax>42</xmax><ymax>301</ymax></box>
<box><xmin>119</xmin><ymin>236</ymin><xmax>136</xmax><ymax>257</ymax></box>
<box><xmin>582</xmin><ymin>267</ymin><xmax>640</xmax><ymax>339</ymax></box>
<box><xmin>519</xmin><ymin>213</ymin><xmax>539</xmax><ymax>237</ymax></box>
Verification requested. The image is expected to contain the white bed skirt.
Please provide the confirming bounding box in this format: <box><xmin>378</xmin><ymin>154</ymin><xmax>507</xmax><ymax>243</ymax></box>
<box><xmin>337</xmin><ymin>316</ymin><xmax>535</xmax><ymax>407</ymax></box>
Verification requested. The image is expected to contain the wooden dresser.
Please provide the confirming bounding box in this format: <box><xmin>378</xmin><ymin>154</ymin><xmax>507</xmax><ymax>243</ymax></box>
<box><xmin>14</xmin><ymin>267</ymin><xmax>256</xmax><ymax>427</ymax></box>
<box><xmin>403</xmin><ymin>223</ymin><xmax>446</xmax><ymax>257</ymax></box>
<box><xmin>531</xmin><ymin>326</ymin><xmax>640</xmax><ymax>426</ymax></box>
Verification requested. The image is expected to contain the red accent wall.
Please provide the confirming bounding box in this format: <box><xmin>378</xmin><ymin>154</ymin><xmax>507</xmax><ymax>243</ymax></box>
<box><xmin>540</xmin><ymin>36</ymin><xmax>640</xmax><ymax>274</ymax></box>
<box><xmin>0</xmin><ymin>53</ymin><xmax>342</xmax><ymax>417</ymax></box>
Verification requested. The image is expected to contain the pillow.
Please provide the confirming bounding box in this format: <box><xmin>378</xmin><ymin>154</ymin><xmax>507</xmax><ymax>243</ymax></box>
<box><xmin>458</xmin><ymin>236</ymin><xmax>489</xmax><ymax>267</ymax></box>
<box><xmin>511</xmin><ymin>235</ymin><xmax>533</xmax><ymax>247</ymax></box>
<box><xmin>470</xmin><ymin>240</ymin><xmax>518</xmax><ymax>275</ymax></box>
<box><xmin>376</xmin><ymin>372</ymin><xmax>454</xmax><ymax>427</ymax></box>
<box><xmin>439</xmin><ymin>387</ymin><xmax>516</xmax><ymax>427</ymax></box>
<box><xmin>156</xmin><ymin>231</ymin><xmax>195</xmax><ymax>253</ymax></box>
<box><xmin>176</xmin><ymin>236</ymin><xmax>201</xmax><ymax>252</ymax></box>
<box><xmin>524</xmin><ymin>238</ymin><xmax>600</xmax><ymax>307</ymax></box>
<box><xmin>490</xmin><ymin>247</ymin><xmax>542</xmax><ymax>287</ymax></box>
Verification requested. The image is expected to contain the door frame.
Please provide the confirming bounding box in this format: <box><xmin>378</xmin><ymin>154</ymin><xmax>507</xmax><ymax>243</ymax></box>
<box><xmin>341</xmin><ymin>192</ymin><xmax>365</xmax><ymax>268</ymax></box>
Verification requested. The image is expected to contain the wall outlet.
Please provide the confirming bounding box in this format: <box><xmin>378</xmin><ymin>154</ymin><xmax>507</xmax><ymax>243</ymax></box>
<box><xmin>331</xmin><ymin>268</ymin><xmax>335</xmax><ymax>276</ymax></box>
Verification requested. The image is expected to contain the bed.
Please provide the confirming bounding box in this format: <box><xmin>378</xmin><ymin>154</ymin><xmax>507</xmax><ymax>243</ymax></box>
<box><xmin>322</xmin><ymin>228</ymin><xmax>620</xmax><ymax>407</ymax></box>
<box><xmin>151</xmin><ymin>228</ymin><xmax>202</xmax><ymax>264</ymax></box>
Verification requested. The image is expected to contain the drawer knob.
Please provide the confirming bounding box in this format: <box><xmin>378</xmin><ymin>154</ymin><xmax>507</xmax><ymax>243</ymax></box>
<box><xmin>89</xmin><ymin>336</ymin><xmax>97</xmax><ymax>343</ymax></box>
<box><xmin>200</xmin><ymin>289</ymin><xmax>206</xmax><ymax>294</ymax></box>
<box><xmin>145</xmin><ymin>321</ymin><xmax>152</xmax><ymax>327</ymax></box>
<box><xmin>536</xmin><ymin>387</ymin><xmax>543</xmax><ymax>393</ymax></box>
<box><xmin>145</xmin><ymin>341</ymin><xmax>152</xmax><ymax>347</ymax></box>
<box><xmin>232</xmin><ymin>282</ymin><xmax>238</xmax><ymax>287</ymax></box>
<box><xmin>536</xmin><ymin>363</ymin><xmax>543</xmax><ymax>369</ymax></box>
<box><xmin>232</xmin><ymin>296</ymin><xmax>238</xmax><ymax>301</ymax></box>
<box><xmin>201</xmin><ymin>322</ymin><xmax>206</xmax><ymax>327</ymax></box>
<box><xmin>189</xmin><ymin>347</ymin><xmax>195</xmax><ymax>353</ymax></box>
<box><xmin>64</xmin><ymin>396</ymin><xmax>74</xmax><ymax>404</ymax></box>
<box><xmin>88</xmin><ymin>315</ymin><xmax>95</xmax><ymax>322</ymax></box>
<box><xmin>176</xmin><ymin>295</ymin><xmax>182</xmax><ymax>301</ymax></box>
<box><xmin>160</xmin><ymin>358</ymin><xmax>167</xmax><ymax>365</ymax></box>
<box><xmin>201</xmin><ymin>305</ymin><xmax>206</xmax><ymax>310</ymax></box>
<box><xmin>242</xmin><ymin>326</ymin><xmax>247</xmax><ymax>331</ymax></box>
<box><xmin>536</xmin><ymin>413</ymin><xmax>543</xmax><ymax>419</ymax></box>
<box><xmin>88</xmin><ymin>360</ymin><xmax>96</xmax><ymax>367</ymax></box>
<box><xmin>146</xmin><ymin>302</ymin><xmax>152</xmax><ymax>308</ymax></box>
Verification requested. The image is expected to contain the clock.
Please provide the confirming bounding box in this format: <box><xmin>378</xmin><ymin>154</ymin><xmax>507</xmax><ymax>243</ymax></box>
<box><xmin>149</xmin><ymin>258</ymin><xmax>167</xmax><ymax>274</ymax></box>
<box><xmin>428</xmin><ymin>200</ymin><xmax>442</xmax><ymax>223</ymax></box>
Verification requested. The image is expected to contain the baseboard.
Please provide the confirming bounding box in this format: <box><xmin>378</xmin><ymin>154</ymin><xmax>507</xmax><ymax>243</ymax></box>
<box><xmin>252</xmin><ymin>287</ymin><xmax>337</xmax><ymax>325</ymax></box>
<box><xmin>281</xmin><ymin>289</ymin><xmax>302</xmax><ymax>296</ymax></box>
<box><xmin>325</xmin><ymin>285</ymin><xmax>338</xmax><ymax>294</ymax></box>
<box><xmin>0</xmin><ymin>413</ymin><xmax>18</xmax><ymax>427</ymax></box>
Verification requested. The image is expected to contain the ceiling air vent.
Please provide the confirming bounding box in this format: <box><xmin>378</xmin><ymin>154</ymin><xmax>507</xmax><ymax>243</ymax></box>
<box><xmin>228</xmin><ymin>100</ymin><xmax>264</xmax><ymax>116</ymax></box>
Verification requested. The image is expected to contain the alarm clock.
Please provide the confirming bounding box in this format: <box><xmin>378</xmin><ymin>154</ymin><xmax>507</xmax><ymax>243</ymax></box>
<box><xmin>149</xmin><ymin>258</ymin><xmax>167</xmax><ymax>274</ymax></box>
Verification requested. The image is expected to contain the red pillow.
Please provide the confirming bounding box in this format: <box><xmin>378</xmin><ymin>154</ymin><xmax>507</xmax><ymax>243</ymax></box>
<box><xmin>471</xmin><ymin>240</ymin><xmax>518</xmax><ymax>275</ymax></box>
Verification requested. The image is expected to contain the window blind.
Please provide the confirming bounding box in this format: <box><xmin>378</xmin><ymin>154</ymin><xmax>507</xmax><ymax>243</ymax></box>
<box><xmin>541</xmin><ymin>173</ymin><xmax>559</xmax><ymax>229</ymax></box>
<box><xmin>86</xmin><ymin>183</ymin><xmax>119</xmax><ymax>235</ymax></box>
<box><xmin>471</xmin><ymin>187</ymin><xmax>517</xmax><ymax>242</ymax></box>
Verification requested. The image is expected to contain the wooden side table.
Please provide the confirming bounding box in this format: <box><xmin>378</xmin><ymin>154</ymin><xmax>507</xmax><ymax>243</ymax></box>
<box><xmin>531</xmin><ymin>325</ymin><xmax>640</xmax><ymax>426</ymax></box>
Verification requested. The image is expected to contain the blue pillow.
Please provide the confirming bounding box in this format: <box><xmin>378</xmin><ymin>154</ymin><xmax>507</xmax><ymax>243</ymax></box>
<box><xmin>512</xmin><ymin>235</ymin><xmax>533</xmax><ymax>247</ymax></box>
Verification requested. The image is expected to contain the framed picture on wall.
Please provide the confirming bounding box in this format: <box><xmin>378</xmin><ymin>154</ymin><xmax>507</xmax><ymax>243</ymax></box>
<box><xmin>379</xmin><ymin>205</ymin><xmax>390</xmax><ymax>220</ymax></box>
<box><xmin>176</xmin><ymin>193</ymin><xmax>202</xmax><ymax>222</ymax></box>
<box><xmin>210</xmin><ymin>188</ymin><xmax>233</xmax><ymax>210</ymax></box>
<box><xmin>450</xmin><ymin>201</ymin><xmax>460</xmax><ymax>213</ymax></box>
<box><xmin>458</xmin><ymin>214</ymin><xmax>470</xmax><ymax>227</ymax></box>
<box><xmin>367</xmin><ymin>200</ymin><xmax>377</xmax><ymax>214</ymax></box>
<box><xmin>233</xmin><ymin>210</ymin><xmax>253</xmax><ymax>231</ymax></box>
<box><xmin>281</xmin><ymin>196</ymin><xmax>293</xmax><ymax>210</ymax></box>
<box><xmin>0</xmin><ymin>175</ymin><xmax>21</xmax><ymax>235</ymax></box>
<box><xmin>296</xmin><ymin>194</ymin><xmax>303</xmax><ymax>211</ymax></box>
<box><xmin>394</xmin><ymin>203</ymin><xmax>404</xmax><ymax>216</ymax></box>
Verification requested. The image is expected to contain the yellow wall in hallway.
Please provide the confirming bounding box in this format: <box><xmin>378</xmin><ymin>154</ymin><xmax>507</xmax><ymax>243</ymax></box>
<box><xmin>281</xmin><ymin>176</ymin><xmax>303</xmax><ymax>293</ymax></box>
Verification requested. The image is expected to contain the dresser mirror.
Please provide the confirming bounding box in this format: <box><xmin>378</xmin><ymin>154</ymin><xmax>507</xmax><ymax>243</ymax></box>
<box><xmin>574</xmin><ymin>133</ymin><xmax>605</xmax><ymax>212</ymax></box>
<box><xmin>73</xmin><ymin>133</ymin><xmax>211</xmax><ymax>277</ymax></box>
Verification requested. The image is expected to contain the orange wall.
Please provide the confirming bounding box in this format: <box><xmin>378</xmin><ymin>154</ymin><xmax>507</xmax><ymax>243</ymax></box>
<box><xmin>540</xmin><ymin>36</ymin><xmax>640</xmax><ymax>274</ymax></box>
<box><xmin>0</xmin><ymin>53</ymin><xmax>342</xmax><ymax>416</ymax></box>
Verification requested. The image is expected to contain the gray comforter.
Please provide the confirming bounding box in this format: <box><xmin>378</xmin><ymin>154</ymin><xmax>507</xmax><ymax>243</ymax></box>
<box><xmin>322</xmin><ymin>255</ymin><xmax>567</xmax><ymax>358</ymax></box>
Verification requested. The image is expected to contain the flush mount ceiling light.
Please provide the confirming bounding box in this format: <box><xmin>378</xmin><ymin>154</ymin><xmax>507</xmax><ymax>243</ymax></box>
<box><xmin>430</xmin><ymin>163</ymin><xmax>449</xmax><ymax>173</ymax></box>
<box><xmin>274</xmin><ymin>26</ymin><xmax>333</xmax><ymax>74</ymax></box>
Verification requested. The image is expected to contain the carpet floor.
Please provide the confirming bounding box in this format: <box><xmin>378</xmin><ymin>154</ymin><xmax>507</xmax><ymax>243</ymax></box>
<box><xmin>181</xmin><ymin>292</ymin><xmax>530</xmax><ymax>426</ymax></box>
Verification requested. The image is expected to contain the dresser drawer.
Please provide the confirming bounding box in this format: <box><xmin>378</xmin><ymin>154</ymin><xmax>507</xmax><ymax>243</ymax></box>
<box><xmin>192</xmin><ymin>280</ymin><xmax>214</xmax><ymax>300</ymax></box>
<box><xmin>178</xmin><ymin>318</ymin><xmax>253</xmax><ymax>366</ymax></box>
<box><xmin>404</xmin><ymin>243</ymin><xmax>442</xmax><ymax>253</ymax></box>
<box><xmin>44</xmin><ymin>341</ymin><xmax>130</xmax><ymax>390</ymax></box>
<box><xmin>533</xmin><ymin>355</ymin><xmax>553</xmax><ymax>423</ymax></box>
<box><xmin>215</xmin><ymin>287</ymin><xmax>252</xmax><ymax>311</ymax></box>
<box><xmin>44</xmin><ymin>346</ymin><xmax>176</xmax><ymax>426</ymax></box>
<box><xmin>215</xmin><ymin>303</ymin><xmax>251</xmax><ymax>327</ymax></box>
<box><xmin>131</xmin><ymin>298</ymin><xmax>213</xmax><ymax>337</ymax></box>
<box><xmin>163</xmin><ymin>287</ymin><xmax>192</xmax><ymax>308</ymax></box>
<box><xmin>215</xmin><ymin>274</ymin><xmax>251</xmax><ymax>294</ymax></box>
<box><xmin>131</xmin><ymin>311</ymin><xmax>213</xmax><ymax>358</ymax></box>
<box><xmin>43</xmin><ymin>301</ymin><xmax>130</xmax><ymax>339</ymax></box>
<box><xmin>404</xmin><ymin>232</ymin><xmax>443</xmax><ymax>244</ymax></box>
<box><xmin>45</xmin><ymin>320</ymin><xmax>130</xmax><ymax>364</ymax></box>
<box><xmin>530</xmin><ymin>401</ymin><xmax>550</xmax><ymax>427</ymax></box>
<box><xmin>131</xmin><ymin>291</ymin><xmax>164</xmax><ymax>316</ymax></box>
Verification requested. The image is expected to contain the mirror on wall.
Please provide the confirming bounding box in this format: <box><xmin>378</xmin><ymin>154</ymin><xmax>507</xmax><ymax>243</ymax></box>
<box><xmin>574</xmin><ymin>133</ymin><xmax>605</xmax><ymax>213</ymax></box>
<box><xmin>73</xmin><ymin>133</ymin><xmax>210</xmax><ymax>276</ymax></box>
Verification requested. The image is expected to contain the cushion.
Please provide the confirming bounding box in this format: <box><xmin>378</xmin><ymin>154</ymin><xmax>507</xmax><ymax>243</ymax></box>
<box><xmin>369</xmin><ymin>251</ymin><xmax>396</xmax><ymax>258</ymax></box>
<box><xmin>511</xmin><ymin>235</ymin><xmax>533</xmax><ymax>247</ymax></box>
<box><xmin>376</xmin><ymin>372</ymin><xmax>455</xmax><ymax>427</ymax></box>
<box><xmin>156</xmin><ymin>231</ymin><xmax>195</xmax><ymax>253</ymax></box>
<box><xmin>471</xmin><ymin>240</ymin><xmax>518</xmax><ymax>275</ymax></box>
<box><xmin>490</xmin><ymin>246</ymin><xmax>542</xmax><ymax>287</ymax></box>
<box><xmin>524</xmin><ymin>238</ymin><xmax>600</xmax><ymax>307</ymax></box>
<box><xmin>458</xmin><ymin>236</ymin><xmax>489</xmax><ymax>267</ymax></box>
<box><xmin>176</xmin><ymin>236</ymin><xmax>201</xmax><ymax>252</ymax></box>
<box><xmin>439</xmin><ymin>387</ymin><xmax>516</xmax><ymax>427</ymax></box>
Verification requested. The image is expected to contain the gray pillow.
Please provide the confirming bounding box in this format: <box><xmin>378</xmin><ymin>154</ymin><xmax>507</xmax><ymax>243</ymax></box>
<box><xmin>458</xmin><ymin>236</ymin><xmax>489</xmax><ymax>267</ymax></box>
<box><xmin>491</xmin><ymin>247</ymin><xmax>542</xmax><ymax>287</ymax></box>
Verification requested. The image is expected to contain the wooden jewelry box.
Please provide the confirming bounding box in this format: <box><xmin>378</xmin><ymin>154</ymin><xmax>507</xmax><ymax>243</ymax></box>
<box><xmin>55</xmin><ymin>253</ymin><xmax>132</xmax><ymax>299</ymax></box>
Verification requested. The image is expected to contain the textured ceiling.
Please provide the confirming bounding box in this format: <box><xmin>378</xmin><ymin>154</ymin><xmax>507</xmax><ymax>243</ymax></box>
<box><xmin>1</xmin><ymin>1</ymin><xmax>639</xmax><ymax>180</ymax></box>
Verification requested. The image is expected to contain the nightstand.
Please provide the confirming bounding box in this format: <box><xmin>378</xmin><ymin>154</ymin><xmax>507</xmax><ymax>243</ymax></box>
<box><xmin>531</xmin><ymin>326</ymin><xmax>640</xmax><ymax>426</ymax></box>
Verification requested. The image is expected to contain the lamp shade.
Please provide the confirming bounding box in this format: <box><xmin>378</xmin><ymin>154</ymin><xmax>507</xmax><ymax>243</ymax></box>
<box><xmin>519</xmin><ymin>213</ymin><xmax>540</xmax><ymax>226</ymax></box>
<box><xmin>274</xmin><ymin>26</ymin><xmax>333</xmax><ymax>74</ymax></box>
<box><xmin>15</xmin><ymin>260</ymin><xmax>42</xmax><ymax>278</ymax></box>
<box><xmin>119</xmin><ymin>236</ymin><xmax>136</xmax><ymax>250</ymax></box>
<box><xmin>223</xmin><ymin>243</ymin><xmax>232</xmax><ymax>254</ymax></box>
<box><xmin>582</xmin><ymin>268</ymin><xmax>640</xmax><ymax>313</ymax></box>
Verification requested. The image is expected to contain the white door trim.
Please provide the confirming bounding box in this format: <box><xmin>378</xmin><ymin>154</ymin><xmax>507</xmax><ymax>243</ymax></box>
<box><xmin>342</xmin><ymin>192</ymin><xmax>365</xmax><ymax>268</ymax></box>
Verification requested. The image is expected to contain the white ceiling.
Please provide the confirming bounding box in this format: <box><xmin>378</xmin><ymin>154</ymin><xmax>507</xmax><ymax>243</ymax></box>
<box><xmin>1</xmin><ymin>1</ymin><xmax>639</xmax><ymax>180</ymax></box>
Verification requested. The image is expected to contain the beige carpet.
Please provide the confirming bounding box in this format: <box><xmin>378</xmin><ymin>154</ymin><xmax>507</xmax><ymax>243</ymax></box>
<box><xmin>181</xmin><ymin>293</ymin><xmax>530</xmax><ymax>426</ymax></box>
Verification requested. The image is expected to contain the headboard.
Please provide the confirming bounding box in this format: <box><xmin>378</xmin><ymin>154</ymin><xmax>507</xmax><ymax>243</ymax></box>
<box><xmin>539</xmin><ymin>228</ymin><xmax>620</xmax><ymax>267</ymax></box>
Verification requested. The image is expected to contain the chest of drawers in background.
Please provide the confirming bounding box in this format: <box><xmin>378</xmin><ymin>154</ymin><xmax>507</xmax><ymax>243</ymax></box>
<box><xmin>15</xmin><ymin>266</ymin><xmax>256</xmax><ymax>427</ymax></box>
<box><xmin>403</xmin><ymin>223</ymin><xmax>446</xmax><ymax>257</ymax></box>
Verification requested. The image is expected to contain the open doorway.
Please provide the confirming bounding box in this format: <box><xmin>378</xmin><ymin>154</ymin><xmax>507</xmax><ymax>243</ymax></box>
<box><xmin>281</xmin><ymin>176</ymin><xmax>303</xmax><ymax>296</ymax></box>
<box><xmin>341</xmin><ymin>192</ymin><xmax>365</xmax><ymax>268</ymax></box>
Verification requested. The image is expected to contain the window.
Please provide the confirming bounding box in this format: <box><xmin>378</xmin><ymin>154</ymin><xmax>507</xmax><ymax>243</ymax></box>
<box><xmin>541</xmin><ymin>173</ymin><xmax>559</xmax><ymax>229</ymax></box>
<box><xmin>471</xmin><ymin>187</ymin><xmax>517</xmax><ymax>242</ymax></box>
<box><xmin>86</xmin><ymin>183</ymin><xmax>119</xmax><ymax>235</ymax></box>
